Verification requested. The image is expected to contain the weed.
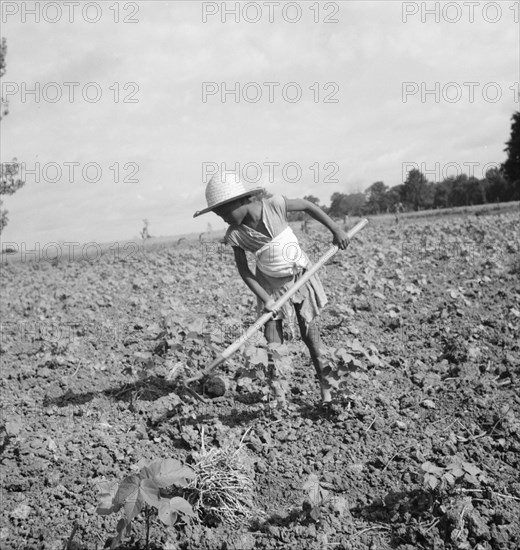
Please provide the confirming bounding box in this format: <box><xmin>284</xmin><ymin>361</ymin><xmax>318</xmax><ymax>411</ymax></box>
<box><xmin>188</xmin><ymin>428</ymin><xmax>256</xmax><ymax>526</ymax></box>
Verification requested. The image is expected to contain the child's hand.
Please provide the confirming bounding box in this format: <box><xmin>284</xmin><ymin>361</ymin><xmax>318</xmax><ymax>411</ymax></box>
<box><xmin>332</xmin><ymin>229</ymin><xmax>351</xmax><ymax>250</ymax></box>
<box><xmin>263</xmin><ymin>298</ymin><xmax>277</xmax><ymax>313</ymax></box>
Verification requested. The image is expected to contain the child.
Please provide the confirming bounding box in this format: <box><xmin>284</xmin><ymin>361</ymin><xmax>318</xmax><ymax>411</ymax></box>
<box><xmin>194</xmin><ymin>172</ymin><xmax>350</xmax><ymax>406</ymax></box>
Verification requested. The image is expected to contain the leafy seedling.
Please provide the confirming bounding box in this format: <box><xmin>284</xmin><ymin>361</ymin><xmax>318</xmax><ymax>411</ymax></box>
<box><xmin>235</xmin><ymin>342</ymin><xmax>293</xmax><ymax>405</ymax></box>
<box><xmin>320</xmin><ymin>342</ymin><xmax>373</xmax><ymax>392</ymax></box>
<box><xmin>421</xmin><ymin>459</ymin><xmax>486</xmax><ymax>493</ymax></box>
<box><xmin>96</xmin><ymin>458</ymin><xmax>196</xmax><ymax>549</ymax></box>
<box><xmin>300</xmin><ymin>474</ymin><xmax>332</xmax><ymax>523</ymax></box>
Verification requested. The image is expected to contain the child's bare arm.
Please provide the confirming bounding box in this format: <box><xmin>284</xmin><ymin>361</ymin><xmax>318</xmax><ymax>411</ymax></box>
<box><xmin>232</xmin><ymin>247</ymin><xmax>273</xmax><ymax>306</ymax></box>
<box><xmin>286</xmin><ymin>198</ymin><xmax>350</xmax><ymax>249</ymax></box>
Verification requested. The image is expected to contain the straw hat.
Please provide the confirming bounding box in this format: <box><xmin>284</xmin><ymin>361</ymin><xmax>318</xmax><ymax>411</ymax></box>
<box><xmin>193</xmin><ymin>171</ymin><xmax>264</xmax><ymax>218</ymax></box>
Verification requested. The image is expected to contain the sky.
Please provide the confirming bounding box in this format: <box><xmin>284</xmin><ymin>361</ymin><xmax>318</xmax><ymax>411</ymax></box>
<box><xmin>1</xmin><ymin>0</ymin><xmax>519</xmax><ymax>247</ymax></box>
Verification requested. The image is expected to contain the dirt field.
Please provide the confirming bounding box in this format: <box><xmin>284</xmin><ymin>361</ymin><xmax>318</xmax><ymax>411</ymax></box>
<box><xmin>1</xmin><ymin>206</ymin><xmax>519</xmax><ymax>549</ymax></box>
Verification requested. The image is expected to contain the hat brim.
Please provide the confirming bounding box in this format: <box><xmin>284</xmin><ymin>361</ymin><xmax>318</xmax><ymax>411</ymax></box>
<box><xmin>193</xmin><ymin>188</ymin><xmax>264</xmax><ymax>218</ymax></box>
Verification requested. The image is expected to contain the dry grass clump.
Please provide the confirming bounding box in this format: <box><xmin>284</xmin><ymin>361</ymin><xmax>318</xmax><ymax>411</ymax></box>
<box><xmin>188</xmin><ymin>428</ymin><xmax>257</xmax><ymax>527</ymax></box>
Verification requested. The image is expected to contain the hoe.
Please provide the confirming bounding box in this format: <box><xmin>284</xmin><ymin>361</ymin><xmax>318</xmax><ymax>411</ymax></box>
<box><xmin>183</xmin><ymin>218</ymin><xmax>369</xmax><ymax>401</ymax></box>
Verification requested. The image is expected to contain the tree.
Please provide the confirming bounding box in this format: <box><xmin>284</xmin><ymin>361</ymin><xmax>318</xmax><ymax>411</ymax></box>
<box><xmin>0</xmin><ymin>38</ymin><xmax>25</xmax><ymax>234</ymax></box>
<box><xmin>328</xmin><ymin>192</ymin><xmax>349</xmax><ymax>218</ymax></box>
<box><xmin>402</xmin><ymin>169</ymin><xmax>431</xmax><ymax>211</ymax></box>
<box><xmin>328</xmin><ymin>192</ymin><xmax>365</xmax><ymax>217</ymax></box>
<box><xmin>385</xmin><ymin>184</ymin><xmax>405</xmax><ymax>212</ymax></box>
<box><xmin>483</xmin><ymin>167</ymin><xmax>509</xmax><ymax>203</ymax></box>
<box><xmin>0</xmin><ymin>162</ymin><xmax>24</xmax><ymax>233</ymax></box>
<box><xmin>448</xmin><ymin>175</ymin><xmax>467</xmax><ymax>207</ymax></box>
<box><xmin>364</xmin><ymin>181</ymin><xmax>388</xmax><ymax>214</ymax></box>
<box><xmin>432</xmin><ymin>179</ymin><xmax>451</xmax><ymax>208</ymax></box>
<box><xmin>0</xmin><ymin>38</ymin><xmax>8</xmax><ymax>118</ymax></box>
<box><xmin>140</xmin><ymin>219</ymin><xmax>151</xmax><ymax>240</ymax></box>
<box><xmin>466</xmin><ymin>176</ymin><xmax>486</xmax><ymax>205</ymax></box>
<box><xmin>344</xmin><ymin>193</ymin><xmax>366</xmax><ymax>216</ymax></box>
<box><xmin>502</xmin><ymin>111</ymin><xmax>520</xmax><ymax>199</ymax></box>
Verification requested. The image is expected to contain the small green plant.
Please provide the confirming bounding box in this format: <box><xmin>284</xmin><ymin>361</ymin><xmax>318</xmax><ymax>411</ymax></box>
<box><xmin>96</xmin><ymin>458</ymin><xmax>196</xmax><ymax>549</ymax></box>
<box><xmin>421</xmin><ymin>459</ymin><xmax>486</xmax><ymax>492</ymax></box>
<box><xmin>236</xmin><ymin>342</ymin><xmax>269</xmax><ymax>393</ymax></box>
<box><xmin>299</xmin><ymin>474</ymin><xmax>346</xmax><ymax>524</ymax></box>
<box><xmin>320</xmin><ymin>339</ymin><xmax>382</xmax><ymax>392</ymax></box>
<box><xmin>420</xmin><ymin>459</ymin><xmax>489</xmax><ymax>545</ymax></box>
<box><xmin>301</xmin><ymin>474</ymin><xmax>330</xmax><ymax>523</ymax></box>
<box><xmin>235</xmin><ymin>341</ymin><xmax>294</xmax><ymax>404</ymax></box>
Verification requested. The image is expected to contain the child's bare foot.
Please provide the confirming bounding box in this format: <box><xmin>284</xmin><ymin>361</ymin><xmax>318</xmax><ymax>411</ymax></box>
<box><xmin>319</xmin><ymin>373</ymin><xmax>333</xmax><ymax>404</ymax></box>
<box><xmin>269</xmin><ymin>395</ymin><xmax>287</xmax><ymax>410</ymax></box>
<box><xmin>320</xmin><ymin>385</ymin><xmax>332</xmax><ymax>404</ymax></box>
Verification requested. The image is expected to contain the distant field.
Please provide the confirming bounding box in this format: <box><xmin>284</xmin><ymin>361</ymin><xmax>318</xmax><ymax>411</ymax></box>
<box><xmin>368</xmin><ymin>200</ymin><xmax>520</xmax><ymax>224</ymax></box>
<box><xmin>1</xmin><ymin>201</ymin><xmax>518</xmax><ymax>264</ymax></box>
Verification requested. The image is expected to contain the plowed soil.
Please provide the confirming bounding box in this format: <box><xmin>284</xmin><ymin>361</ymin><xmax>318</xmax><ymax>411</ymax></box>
<box><xmin>1</xmin><ymin>208</ymin><xmax>519</xmax><ymax>550</ymax></box>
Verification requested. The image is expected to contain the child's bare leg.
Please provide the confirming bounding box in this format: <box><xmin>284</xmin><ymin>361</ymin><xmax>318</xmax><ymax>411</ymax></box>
<box><xmin>264</xmin><ymin>319</ymin><xmax>283</xmax><ymax>345</ymax></box>
<box><xmin>294</xmin><ymin>306</ymin><xmax>332</xmax><ymax>403</ymax></box>
<box><xmin>263</xmin><ymin>319</ymin><xmax>286</xmax><ymax>406</ymax></box>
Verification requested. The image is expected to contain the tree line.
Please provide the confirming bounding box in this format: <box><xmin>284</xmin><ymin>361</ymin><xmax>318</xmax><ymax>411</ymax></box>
<box><xmin>0</xmin><ymin>38</ymin><xmax>25</xmax><ymax>234</ymax></box>
<box><xmin>294</xmin><ymin>111</ymin><xmax>520</xmax><ymax>219</ymax></box>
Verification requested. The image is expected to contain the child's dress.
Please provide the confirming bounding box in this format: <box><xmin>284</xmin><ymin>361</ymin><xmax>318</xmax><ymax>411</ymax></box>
<box><xmin>225</xmin><ymin>195</ymin><xmax>328</xmax><ymax>330</ymax></box>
